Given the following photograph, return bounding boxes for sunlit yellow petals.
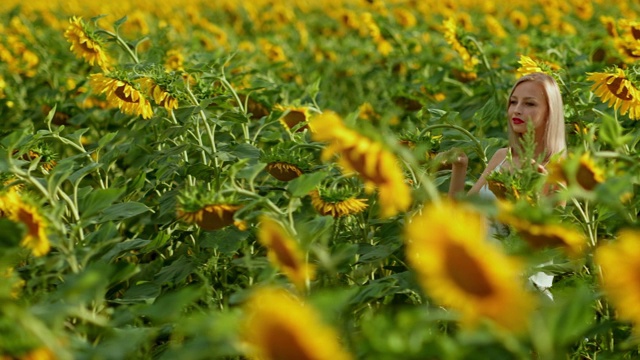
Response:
[140,78,179,112]
[516,55,543,78]
[311,111,411,218]
[310,190,368,217]
[442,17,478,73]
[257,216,315,291]
[64,17,110,70]
[165,49,185,72]
[242,287,352,360]
[0,190,50,257]
[274,105,311,132]
[405,200,535,331]
[90,74,153,119]
[587,68,640,120]
[595,229,640,333]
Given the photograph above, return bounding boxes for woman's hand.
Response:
[438,148,468,168]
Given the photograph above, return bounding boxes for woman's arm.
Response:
[448,151,468,197]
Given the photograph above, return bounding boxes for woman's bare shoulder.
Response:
[488,147,509,165]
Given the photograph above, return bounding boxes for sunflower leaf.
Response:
[287,171,330,197]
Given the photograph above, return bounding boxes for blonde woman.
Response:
[447,72,567,299]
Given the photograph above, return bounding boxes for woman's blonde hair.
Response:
[507,72,566,161]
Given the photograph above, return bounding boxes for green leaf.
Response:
[598,112,624,148]
[98,131,119,148]
[119,282,161,304]
[137,286,203,324]
[68,162,101,184]
[79,187,126,219]
[231,143,260,159]
[97,202,152,223]
[199,227,248,254]
[100,238,151,262]
[0,218,24,249]
[287,171,329,197]
[155,256,195,285]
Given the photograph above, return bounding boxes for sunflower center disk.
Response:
[607,76,634,100]
[445,242,495,297]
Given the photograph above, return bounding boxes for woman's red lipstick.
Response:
[512,117,524,124]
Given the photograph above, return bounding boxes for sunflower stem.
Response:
[419,123,487,164]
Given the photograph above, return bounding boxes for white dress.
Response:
[478,159,555,300]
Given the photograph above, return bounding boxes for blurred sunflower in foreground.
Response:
[310,111,410,218]
[241,287,352,360]
[405,200,535,332]
[595,229,640,334]
[257,216,315,291]
[0,190,50,257]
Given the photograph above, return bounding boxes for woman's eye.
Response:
[526,102,536,106]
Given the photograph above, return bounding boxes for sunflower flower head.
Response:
[442,17,479,75]
[139,77,179,113]
[310,185,368,218]
[177,187,244,231]
[595,229,640,333]
[257,216,315,291]
[310,111,411,218]
[0,190,50,257]
[405,200,535,331]
[273,104,314,132]
[64,16,110,70]
[90,72,154,119]
[587,67,640,120]
[496,200,586,257]
[260,142,315,181]
[547,152,605,191]
[241,287,353,360]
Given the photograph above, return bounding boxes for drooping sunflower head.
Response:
[260,142,315,181]
[587,67,640,120]
[309,184,368,218]
[63,16,110,70]
[90,72,154,119]
[547,152,605,191]
[176,187,244,231]
[496,199,586,256]
[138,76,179,112]
[241,287,353,360]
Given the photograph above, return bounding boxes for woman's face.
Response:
[508,81,548,136]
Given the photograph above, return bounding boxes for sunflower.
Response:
[485,15,507,39]
[496,200,586,255]
[164,49,184,72]
[310,189,368,218]
[310,111,411,218]
[516,55,543,78]
[393,8,416,28]
[257,216,315,291]
[442,17,478,74]
[595,229,640,333]
[0,190,50,257]
[265,162,303,181]
[139,77,179,113]
[510,10,528,30]
[587,68,640,120]
[241,287,353,360]
[405,200,535,331]
[90,73,154,119]
[177,203,243,231]
[547,152,605,191]
[63,17,110,70]
[273,104,312,132]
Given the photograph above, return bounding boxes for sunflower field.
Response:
[2,0,640,359]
